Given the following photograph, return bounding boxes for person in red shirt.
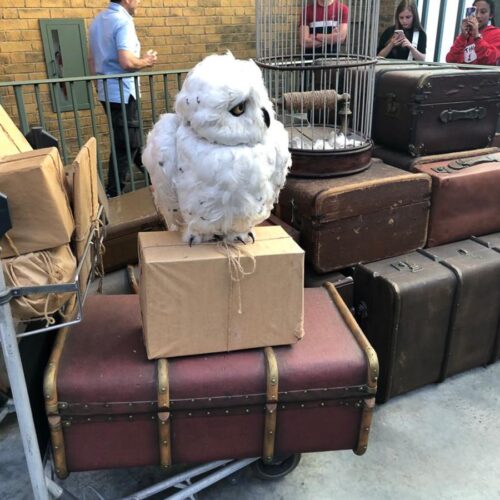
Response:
[446,0,500,65]
[299,0,349,57]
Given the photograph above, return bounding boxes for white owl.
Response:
[142,52,291,245]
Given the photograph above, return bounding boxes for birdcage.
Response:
[256,0,380,177]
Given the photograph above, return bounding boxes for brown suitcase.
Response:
[471,232,500,361]
[103,187,164,272]
[410,150,500,247]
[354,251,455,402]
[372,67,500,156]
[420,240,500,373]
[44,286,378,477]
[276,159,431,273]
[355,239,500,402]
[372,145,500,171]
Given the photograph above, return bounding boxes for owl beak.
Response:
[261,108,270,128]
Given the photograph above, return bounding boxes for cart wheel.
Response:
[251,454,301,480]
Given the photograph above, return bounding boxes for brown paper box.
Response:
[72,138,99,294]
[0,105,32,158]
[104,187,164,272]
[0,148,75,258]
[139,226,305,359]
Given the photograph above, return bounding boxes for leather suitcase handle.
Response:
[439,106,487,123]
[448,155,500,170]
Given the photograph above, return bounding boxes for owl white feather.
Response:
[142,52,291,245]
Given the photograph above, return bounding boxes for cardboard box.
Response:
[139,226,304,359]
[0,105,32,158]
[104,187,164,272]
[0,148,75,258]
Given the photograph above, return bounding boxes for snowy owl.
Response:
[142,52,291,245]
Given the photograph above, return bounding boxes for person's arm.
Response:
[300,24,321,49]
[378,30,403,58]
[400,36,425,61]
[118,49,157,71]
[446,19,470,62]
[471,24,500,65]
[316,22,348,46]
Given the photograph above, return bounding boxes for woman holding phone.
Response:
[377,0,426,61]
[446,0,500,65]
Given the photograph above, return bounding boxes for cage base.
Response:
[288,144,373,178]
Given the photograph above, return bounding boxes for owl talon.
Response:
[212,234,223,242]
[248,232,255,243]
[236,236,246,245]
[189,236,195,247]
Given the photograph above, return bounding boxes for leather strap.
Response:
[157,359,171,468]
[263,346,279,463]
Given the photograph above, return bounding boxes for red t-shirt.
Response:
[301,1,349,34]
[446,25,500,65]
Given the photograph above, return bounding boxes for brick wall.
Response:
[0,0,257,83]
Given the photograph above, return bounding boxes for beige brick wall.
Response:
[0,0,257,84]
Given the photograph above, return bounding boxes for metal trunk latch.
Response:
[157,358,172,468]
[263,347,279,464]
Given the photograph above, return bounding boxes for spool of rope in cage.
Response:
[283,90,350,112]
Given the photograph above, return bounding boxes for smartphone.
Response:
[394,29,404,37]
[466,6,477,18]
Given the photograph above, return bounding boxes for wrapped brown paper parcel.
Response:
[139,226,305,359]
[0,104,32,157]
[2,244,77,322]
[0,147,74,258]
[72,138,100,294]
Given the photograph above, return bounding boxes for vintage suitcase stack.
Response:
[354,239,500,402]
[372,148,500,247]
[45,285,378,477]
[277,159,431,272]
[372,66,500,156]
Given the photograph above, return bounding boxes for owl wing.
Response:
[142,113,184,230]
[268,119,292,202]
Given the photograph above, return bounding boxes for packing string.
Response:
[4,250,59,327]
[217,240,257,350]
[3,233,21,258]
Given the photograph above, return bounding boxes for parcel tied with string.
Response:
[2,244,77,322]
[138,226,305,359]
[0,147,74,258]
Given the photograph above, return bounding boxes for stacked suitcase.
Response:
[357,62,500,402]
[45,286,378,476]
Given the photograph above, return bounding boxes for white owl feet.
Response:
[232,232,255,245]
[186,232,255,246]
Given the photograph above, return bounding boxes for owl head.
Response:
[175,52,274,147]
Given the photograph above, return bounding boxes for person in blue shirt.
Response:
[88,0,157,197]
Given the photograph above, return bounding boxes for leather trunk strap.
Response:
[263,346,279,463]
[157,358,171,468]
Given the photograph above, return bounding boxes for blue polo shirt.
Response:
[89,2,140,103]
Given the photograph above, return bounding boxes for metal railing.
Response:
[0,69,189,196]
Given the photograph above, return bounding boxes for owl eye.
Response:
[229,101,246,116]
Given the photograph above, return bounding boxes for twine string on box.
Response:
[217,240,257,351]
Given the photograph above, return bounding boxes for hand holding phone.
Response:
[466,6,477,19]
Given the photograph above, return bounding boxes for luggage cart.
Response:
[0,197,301,500]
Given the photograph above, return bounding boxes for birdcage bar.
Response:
[255,0,379,177]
